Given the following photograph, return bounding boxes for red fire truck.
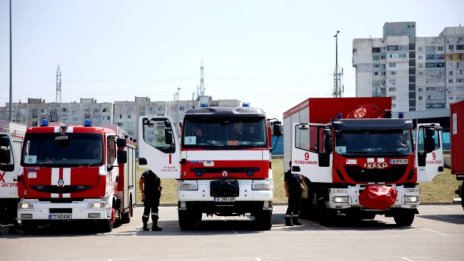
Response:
[138,105,280,230]
[17,119,136,232]
[450,100,464,210]
[284,97,444,226]
[0,121,26,224]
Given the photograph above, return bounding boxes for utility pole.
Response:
[333,30,344,98]
[55,65,62,122]
[8,0,12,121]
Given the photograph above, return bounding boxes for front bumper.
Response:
[17,198,112,221]
[327,185,420,210]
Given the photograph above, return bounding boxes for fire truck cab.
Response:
[17,119,136,233]
[139,105,278,230]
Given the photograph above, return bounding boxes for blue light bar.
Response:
[242,102,250,108]
[398,112,404,119]
[200,103,208,108]
[84,118,92,127]
[337,112,343,119]
[40,119,49,127]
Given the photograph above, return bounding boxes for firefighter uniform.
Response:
[139,170,162,231]
[284,167,304,226]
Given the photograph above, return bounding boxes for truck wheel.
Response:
[121,199,132,224]
[21,221,38,234]
[461,180,464,210]
[178,210,200,230]
[255,210,272,230]
[99,220,113,233]
[394,210,415,226]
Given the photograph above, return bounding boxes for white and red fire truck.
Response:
[284,97,444,226]
[17,119,136,232]
[138,105,280,230]
[0,121,26,224]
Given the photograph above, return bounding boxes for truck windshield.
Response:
[335,129,412,156]
[22,133,103,166]
[182,117,267,148]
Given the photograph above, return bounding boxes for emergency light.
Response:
[242,102,250,108]
[40,119,49,127]
[84,119,92,127]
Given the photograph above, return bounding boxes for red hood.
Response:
[18,166,106,199]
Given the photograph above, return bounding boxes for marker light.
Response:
[252,181,272,190]
[179,182,199,191]
[337,112,343,119]
[40,119,49,127]
[333,196,349,204]
[84,118,92,127]
[399,112,404,119]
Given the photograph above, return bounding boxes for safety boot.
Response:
[152,221,162,231]
[285,216,293,226]
[142,221,149,231]
[292,216,302,225]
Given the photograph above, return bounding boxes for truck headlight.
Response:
[179,183,198,191]
[404,196,419,203]
[87,202,106,209]
[252,181,272,190]
[18,202,34,209]
[333,196,349,204]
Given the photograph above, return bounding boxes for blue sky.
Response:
[0,0,463,120]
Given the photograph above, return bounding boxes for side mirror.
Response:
[117,150,127,164]
[0,136,10,146]
[424,127,436,153]
[165,129,173,144]
[0,164,14,171]
[272,121,282,136]
[324,128,332,154]
[117,138,127,148]
[139,157,147,165]
[0,148,11,164]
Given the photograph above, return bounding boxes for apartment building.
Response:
[353,22,464,112]
[1,96,241,142]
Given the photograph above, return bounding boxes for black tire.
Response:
[394,210,415,227]
[99,219,113,233]
[178,210,201,231]
[21,220,38,234]
[461,180,464,210]
[121,199,132,224]
[255,210,272,230]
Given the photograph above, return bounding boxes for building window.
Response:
[449,45,454,51]
[389,62,396,68]
[457,45,464,51]
[390,71,396,75]
[389,87,396,92]
[353,48,357,53]
[127,115,131,119]
[373,55,381,60]
[117,122,123,127]
[437,46,443,51]
[372,47,381,53]
[119,114,122,119]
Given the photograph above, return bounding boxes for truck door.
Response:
[138,117,180,179]
[416,124,444,182]
[291,123,332,183]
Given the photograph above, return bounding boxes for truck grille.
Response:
[344,166,407,183]
[31,185,92,194]
[210,180,239,197]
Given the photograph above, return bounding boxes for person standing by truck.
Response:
[139,169,162,231]
[284,162,304,226]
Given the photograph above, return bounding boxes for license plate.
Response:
[49,213,72,220]
[214,197,235,202]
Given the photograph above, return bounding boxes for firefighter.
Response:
[284,162,304,226]
[139,169,162,231]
